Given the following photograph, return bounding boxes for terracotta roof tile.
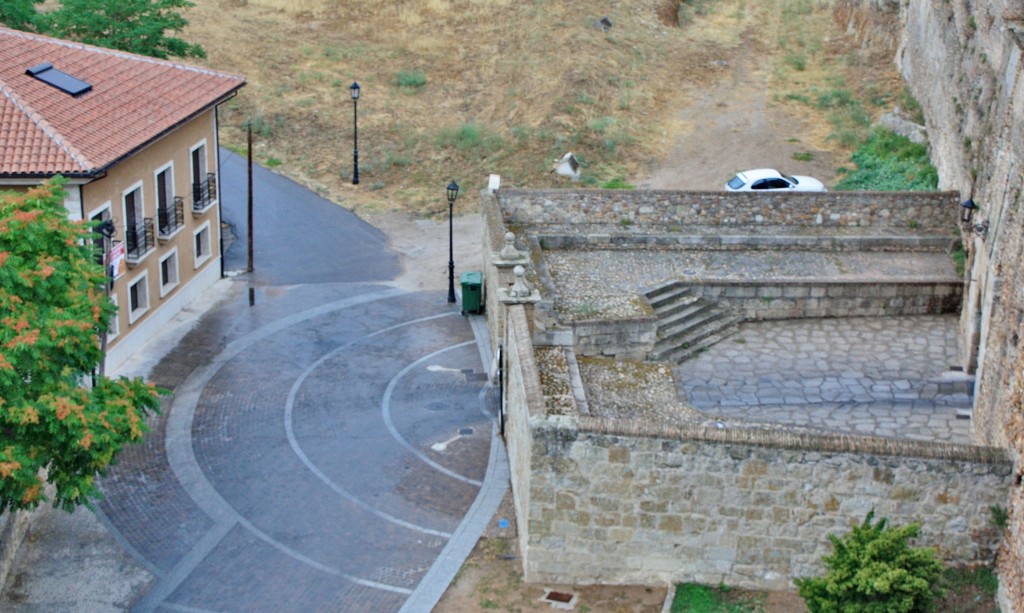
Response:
[0,26,245,177]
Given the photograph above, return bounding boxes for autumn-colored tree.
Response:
[0,180,160,513]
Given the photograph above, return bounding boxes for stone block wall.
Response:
[521,418,1011,590]
[687,279,961,320]
[500,303,1012,592]
[504,305,549,574]
[571,317,658,361]
[496,189,959,229]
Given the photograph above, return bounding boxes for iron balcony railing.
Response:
[158,196,185,237]
[125,218,155,263]
[192,173,216,213]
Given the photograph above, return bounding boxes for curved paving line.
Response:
[381,341,484,488]
[284,311,460,539]
[146,288,414,611]
[399,384,511,612]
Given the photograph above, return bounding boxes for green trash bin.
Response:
[460,271,483,315]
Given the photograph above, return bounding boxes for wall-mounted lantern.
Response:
[960,199,976,224]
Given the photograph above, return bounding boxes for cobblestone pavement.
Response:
[98,283,502,613]
[92,154,504,613]
[675,315,974,443]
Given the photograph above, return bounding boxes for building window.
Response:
[194,222,212,268]
[123,182,153,262]
[155,164,181,237]
[191,142,207,183]
[127,273,149,324]
[107,293,120,341]
[89,203,112,267]
[159,249,179,297]
[190,141,214,212]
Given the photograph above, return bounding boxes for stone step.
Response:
[655,306,724,344]
[653,312,742,354]
[644,282,689,306]
[653,322,743,363]
[652,294,704,319]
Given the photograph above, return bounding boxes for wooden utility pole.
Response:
[247,123,253,273]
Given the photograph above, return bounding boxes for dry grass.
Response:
[181,0,904,218]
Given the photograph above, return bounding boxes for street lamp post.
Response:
[97,219,116,377]
[447,180,460,304]
[350,82,360,185]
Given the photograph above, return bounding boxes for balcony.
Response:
[192,173,217,215]
[157,196,185,240]
[125,218,155,265]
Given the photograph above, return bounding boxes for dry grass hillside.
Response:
[183,0,907,220]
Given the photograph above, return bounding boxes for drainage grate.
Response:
[540,589,577,610]
[458,427,474,435]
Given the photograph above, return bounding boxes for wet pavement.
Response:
[100,284,501,612]
[85,151,503,612]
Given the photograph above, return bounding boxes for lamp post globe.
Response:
[447,180,460,304]
[349,81,360,185]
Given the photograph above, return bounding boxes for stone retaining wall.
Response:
[496,189,959,229]
[684,278,961,320]
[571,317,657,361]
[523,417,1012,590]
[535,232,954,252]
[502,305,1013,590]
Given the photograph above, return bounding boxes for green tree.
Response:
[43,0,205,60]
[0,0,43,31]
[0,180,161,513]
[796,510,943,613]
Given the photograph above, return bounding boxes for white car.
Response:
[725,168,827,192]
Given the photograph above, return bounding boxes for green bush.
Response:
[436,123,504,153]
[670,583,755,613]
[601,177,635,189]
[796,510,942,613]
[833,129,938,191]
[395,70,427,89]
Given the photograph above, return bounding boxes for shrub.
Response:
[436,123,504,153]
[796,510,942,613]
[833,129,938,191]
[395,70,427,89]
[602,177,635,189]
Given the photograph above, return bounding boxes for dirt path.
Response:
[639,31,839,191]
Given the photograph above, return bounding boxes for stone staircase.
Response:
[646,282,743,363]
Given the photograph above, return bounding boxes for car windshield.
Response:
[783,174,799,184]
[727,176,746,189]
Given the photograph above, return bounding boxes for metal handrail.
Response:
[192,173,216,212]
[125,218,155,261]
[158,196,184,236]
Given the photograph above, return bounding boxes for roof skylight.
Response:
[26,62,92,97]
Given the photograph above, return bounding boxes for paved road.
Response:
[219,149,399,285]
[95,153,506,612]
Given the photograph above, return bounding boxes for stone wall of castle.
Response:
[879,0,1024,609]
